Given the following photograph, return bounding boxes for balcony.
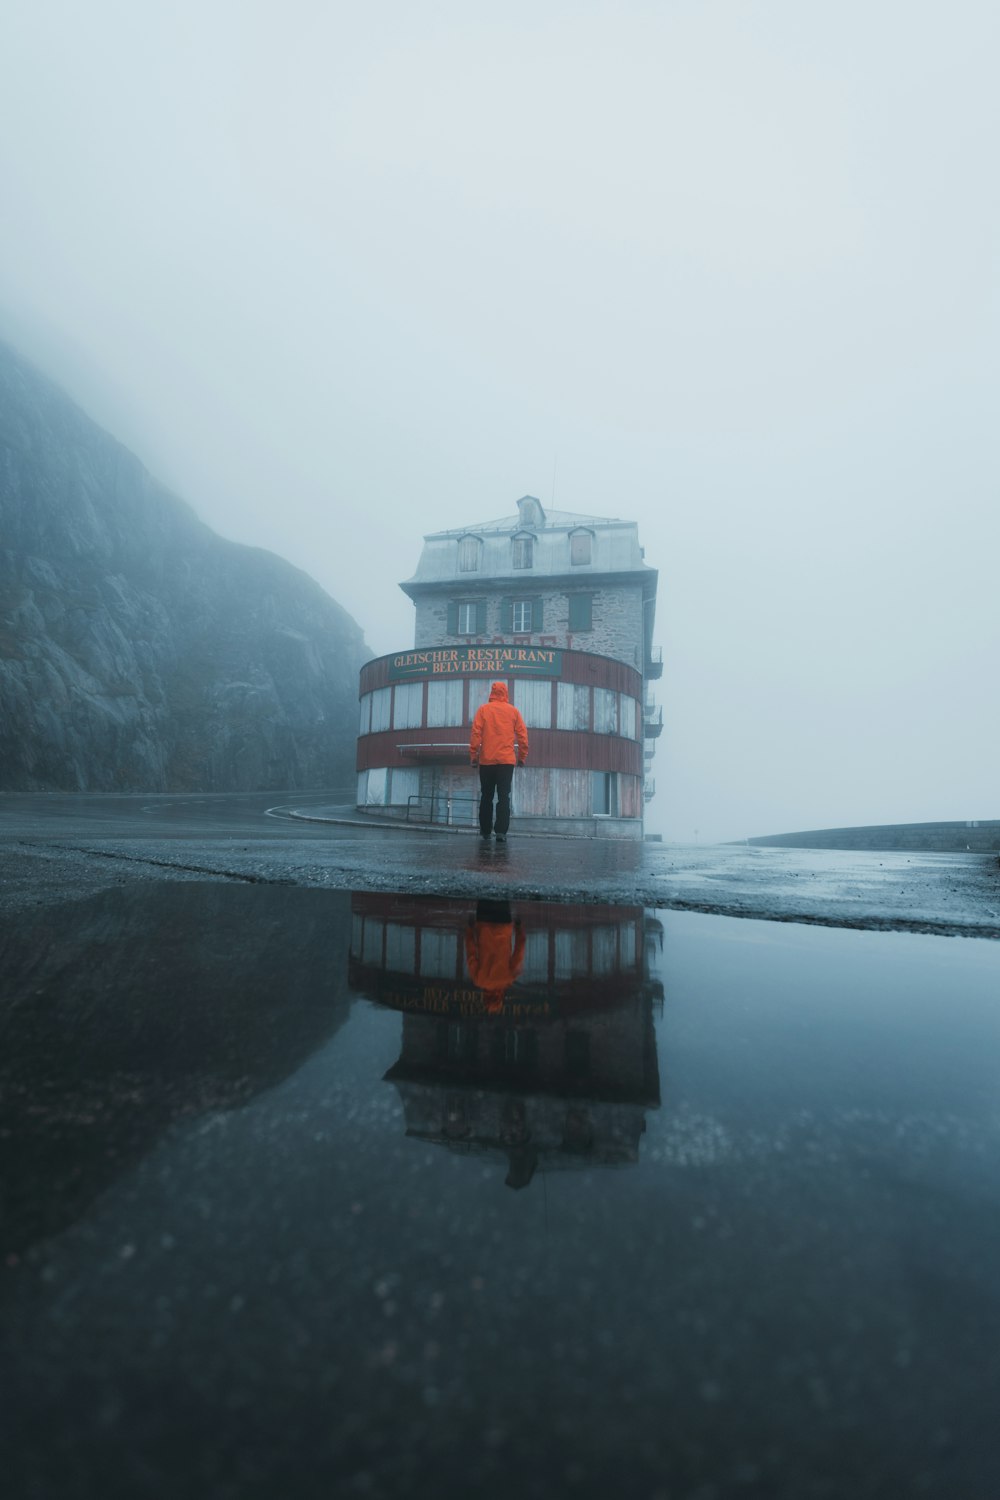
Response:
[643,706,663,739]
[645,647,663,680]
[644,777,656,801]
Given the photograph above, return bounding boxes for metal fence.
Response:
[406,792,478,826]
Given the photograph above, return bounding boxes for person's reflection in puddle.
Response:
[364,891,662,1191]
[499,1098,538,1191]
[463,899,525,1015]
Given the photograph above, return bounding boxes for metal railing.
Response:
[406,792,478,826]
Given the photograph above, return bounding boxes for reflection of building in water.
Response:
[349,893,663,1188]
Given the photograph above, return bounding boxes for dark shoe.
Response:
[494,834,507,843]
[479,832,491,841]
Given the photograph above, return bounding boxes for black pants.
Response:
[479,764,514,836]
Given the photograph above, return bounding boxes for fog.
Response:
[1,0,996,842]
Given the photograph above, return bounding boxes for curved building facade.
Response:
[357,495,661,837]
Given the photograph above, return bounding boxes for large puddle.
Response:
[2,885,998,1499]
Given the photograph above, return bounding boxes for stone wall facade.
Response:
[413,582,646,670]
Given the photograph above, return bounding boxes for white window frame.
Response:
[511,599,532,633]
[457,601,477,635]
[591,771,618,817]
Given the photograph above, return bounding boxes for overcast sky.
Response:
[1,0,996,841]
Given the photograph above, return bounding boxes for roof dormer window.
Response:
[512,533,534,570]
[458,534,481,572]
[570,529,593,566]
[516,495,546,529]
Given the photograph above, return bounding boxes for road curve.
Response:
[2,790,998,938]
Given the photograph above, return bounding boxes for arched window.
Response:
[458,534,481,572]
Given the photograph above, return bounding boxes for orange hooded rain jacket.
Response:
[464,918,526,1012]
[469,682,529,767]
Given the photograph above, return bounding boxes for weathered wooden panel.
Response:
[552,768,591,818]
[619,774,641,819]
[514,767,551,816]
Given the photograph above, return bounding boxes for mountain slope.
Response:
[0,339,368,791]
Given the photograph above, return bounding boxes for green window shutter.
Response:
[569,594,592,631]
[501,596,513,633]
[475,600,487,634]
[447,601,458,635]
[532,597,544,630]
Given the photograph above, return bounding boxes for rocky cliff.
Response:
[0,340,369,791]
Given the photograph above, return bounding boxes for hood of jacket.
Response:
[488,681,509,702]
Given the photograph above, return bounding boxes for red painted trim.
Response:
[357,726,643,774]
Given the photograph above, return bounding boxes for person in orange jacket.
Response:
[464,900,526,1013]
[469,681,528,842]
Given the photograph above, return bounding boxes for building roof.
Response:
[402,496,656,590]
[425,502,626,538]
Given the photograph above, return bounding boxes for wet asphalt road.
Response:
[2,790,998,937]
[3,793,1000,1498]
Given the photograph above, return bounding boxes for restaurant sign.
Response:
[388,645,563,681]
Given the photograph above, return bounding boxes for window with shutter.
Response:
[568,594,592,631]
[570,531,592,565]
[512,534,534,569]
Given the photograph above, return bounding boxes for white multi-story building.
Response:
[357,496,661,837]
